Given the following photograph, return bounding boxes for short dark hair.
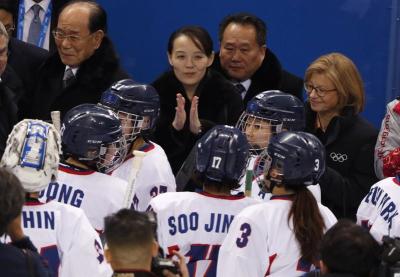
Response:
[0,168,25,236]
[218,13,267,46]
[167,26,213,57]
[104,209,154,250]
[321,219,381,276]
[60,0,107,33]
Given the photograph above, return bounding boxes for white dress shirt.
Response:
[23,0,51,50]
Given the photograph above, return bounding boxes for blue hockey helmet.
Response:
[195,125,249,185]
[100,79,160,143]
[236,90,305,155]
[61,104,127,173]
[297,131,326,184]
[257,131,325,191]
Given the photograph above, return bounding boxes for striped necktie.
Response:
[27,4,42,45]
[63,68,75,88]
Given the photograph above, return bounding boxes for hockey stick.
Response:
[244,158,256,197]
[50,111,61,132]
[123,150,146,208]
[244,169,253,197]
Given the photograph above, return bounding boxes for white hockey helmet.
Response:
[0,119,62,193]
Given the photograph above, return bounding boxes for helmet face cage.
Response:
[258,131,322,189]
[254,149,297,192]
[116,110,146,144]
[253,152,269,192]
[80,137,127,174]
[236,112,282,155]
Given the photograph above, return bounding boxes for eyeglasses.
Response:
[304,83,336,97]
[52,29,93,43]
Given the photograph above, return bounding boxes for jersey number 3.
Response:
[236,223,252,248]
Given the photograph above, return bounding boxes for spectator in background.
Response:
[212,13,303,105]
[104,209,189,277]
[152,25,242,174]
[27,0,129,121]
[10,0,70,52]
[0,21,17,159]
[0,168,52,277]
[374,97,400,179]
[304,52,378,220]
[0,0,15,37]
[0,1,49,119]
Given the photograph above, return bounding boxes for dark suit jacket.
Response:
[212,48,303,106]
[0,81,18,159]
[305,104,378,220]
[30,36,130,121]
[4,38,48,119]
[152,69,243,174]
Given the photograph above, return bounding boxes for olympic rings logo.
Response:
[329,152,348,163]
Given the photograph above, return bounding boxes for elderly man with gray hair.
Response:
[0,20,17,159]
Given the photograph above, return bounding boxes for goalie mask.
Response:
[0,119,62,193]
[61,104,127,174]
[254,131,325,193]
[100,79,160,144]
[236,90,305,155]
[195,125,249,185]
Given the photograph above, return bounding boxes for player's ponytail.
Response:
[288,187,325,264]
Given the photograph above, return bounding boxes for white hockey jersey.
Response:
[357,177,400,243]
[39,163,128,231]
[234,156,322,202]
[217,195,337,277]
[111,141,176,211]
[149,191,260,277]
[22,200,112,277]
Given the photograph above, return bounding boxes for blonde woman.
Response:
[304,52,378,220]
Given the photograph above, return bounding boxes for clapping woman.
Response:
[152,26,243,174]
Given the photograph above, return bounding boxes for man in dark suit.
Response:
[7,38,48,117]
[29,0,129,121]
[212,13,303,105]
[0,1,49,119]
[0,22,18,158]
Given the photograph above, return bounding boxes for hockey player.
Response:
[176,90,307,194]
[39,104,129,232]
[217,131,337,277]
[0,119,112,277]
[235,90,321,202]
[99,79,176,211]
[149,125,260,277]
[357,173,400,243]
[236,90,305,155]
